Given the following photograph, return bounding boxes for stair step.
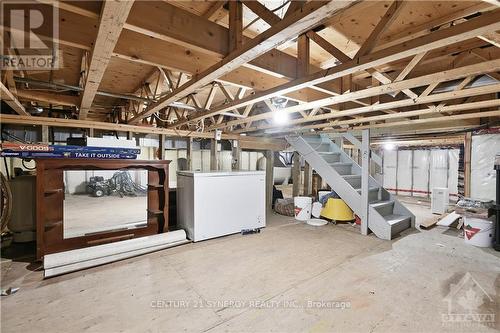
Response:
[329,162,352,167]
[354,186,379,203]
[343,174,361,188]
[383,214,412,236]
[304,137,323,142]
[312,143,332,152]
[370,200,395,216]
[318,152,340,156]
[384,214,411,226]
[370,200,394,208]
[354,187,379,192]
[319,152,341,163]
[329,162,353,175]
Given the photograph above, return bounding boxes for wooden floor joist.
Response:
[128,0,358,125]
[177,9,500,127]
[79,0,135,119]
[215,60,500,132]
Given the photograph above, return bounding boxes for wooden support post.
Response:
[186,137,193,170]
[158,134,166,160]
[265,150,274,214]
[41,125,49,144]
[297,33,310,77]
[127,131,133,140]
[228,0,243,51]
[303,162,312,196]
[464,132,472,197]
[292,152,301,197]
[210,139,219,170]
[312,173,322,199]
[232,140,241,170]
[361,129,370,236]
[88,128,94,137]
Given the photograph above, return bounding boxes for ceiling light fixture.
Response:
[384,143,395,150]
[271,97,289,125]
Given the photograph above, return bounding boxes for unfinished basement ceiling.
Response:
[1,0,499,138]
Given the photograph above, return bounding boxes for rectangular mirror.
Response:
[63,169,148,238]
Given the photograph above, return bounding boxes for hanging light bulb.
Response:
[271,97,289,125]
[273,109,289,125]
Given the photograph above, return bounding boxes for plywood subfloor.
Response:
[1,203,499,332]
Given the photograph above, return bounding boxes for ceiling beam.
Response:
[15,90,79,107]
[187,10,500,127]
[305,30,350,63]
[229,0,243,51]
[347,110,500,131]
[79,0,134,119]
[0,114,286,151]
[190,10,500,126]
[248,97,500,134]
[218,61,500,131]
[307,30,416,100]
[372,2,496,52]
[125,1,302,80]
[393,52,427,82]
[0,82,29,116]
[128,0,358,125]
[242,1,281,26]
[354,0,406,58]
[478,31,500,48]
[202,1,226,20]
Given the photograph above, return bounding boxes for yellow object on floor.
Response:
[321,198,355,221]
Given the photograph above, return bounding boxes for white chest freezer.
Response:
[176,171,266,241]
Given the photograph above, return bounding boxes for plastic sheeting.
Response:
[430,150,449,190]
[412,150,430,197]
[397,150,413,196]
[471,134,500,200]
[382,148,459,200]
[382,150,397,194]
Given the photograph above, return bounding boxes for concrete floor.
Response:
[1,200,499,332]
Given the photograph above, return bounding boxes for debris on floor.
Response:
[1,287,19,296]
[436,211,461,227]
[455,197,493,219]
[419,215,444,229]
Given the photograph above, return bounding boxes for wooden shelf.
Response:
[44,220,62,231]
[148,184,164,189]
[45,188,63,195]
[147,209,163,215]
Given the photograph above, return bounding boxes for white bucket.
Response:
[463,216,495,248]
[318,191,330,202]
[294,196,312,221]
[312,202,323,218]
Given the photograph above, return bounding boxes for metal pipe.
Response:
[13,77,202,113]
[13,77,150,103]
